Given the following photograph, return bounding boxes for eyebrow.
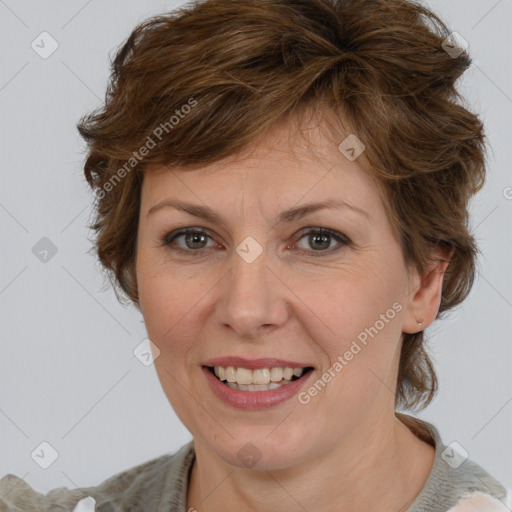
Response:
[147,198,370,225]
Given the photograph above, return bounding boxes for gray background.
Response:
[0,0,511,495]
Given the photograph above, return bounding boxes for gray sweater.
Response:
[0,414,509,511]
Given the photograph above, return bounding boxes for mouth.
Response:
[203,365,315,392]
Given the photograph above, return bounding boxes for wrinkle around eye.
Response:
[156,225,355,259]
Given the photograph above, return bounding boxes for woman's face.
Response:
[136,118,419,469]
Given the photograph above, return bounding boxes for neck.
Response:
[186,413,435,512]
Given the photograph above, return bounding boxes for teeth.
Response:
[253,368,270,384]
[269,367,283,381]
[283,367,294,380]
[212,365,306,386]
[236,367,253,385]
[225,366,237,383]
[226,381,293,391]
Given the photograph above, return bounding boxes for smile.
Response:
[208,365,313,391]
[202,364,315,409]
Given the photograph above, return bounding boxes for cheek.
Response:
[294,261,404,357]
[137,236,406,360]
[140,273,202,345]
[310,263,406,406]
[136,251,200,356]
[138,268,202,406]
[137,241,195,317]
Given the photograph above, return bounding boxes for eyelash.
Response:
[161,227,351,258]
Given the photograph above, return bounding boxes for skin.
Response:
[135,113,450,512]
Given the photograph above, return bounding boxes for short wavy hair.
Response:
[77,0,488,412]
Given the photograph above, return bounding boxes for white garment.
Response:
[71,496,96,512]
[449,490,512,511]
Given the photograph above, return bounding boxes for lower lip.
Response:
[202,366,314,409]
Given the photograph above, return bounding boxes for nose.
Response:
[215,243,289,340]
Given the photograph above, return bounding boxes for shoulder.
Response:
[0,441,195,512]
[397,413,510,512]
[0,472,96,512]
[448,489,512,511]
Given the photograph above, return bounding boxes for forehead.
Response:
[140,116,382,215]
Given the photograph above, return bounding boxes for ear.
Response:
[402,245,454,334]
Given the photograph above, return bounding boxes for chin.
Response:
[199,426,316,471]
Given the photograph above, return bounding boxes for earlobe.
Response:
[402,247,453,334]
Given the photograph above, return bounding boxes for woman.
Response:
[1,0,509,510]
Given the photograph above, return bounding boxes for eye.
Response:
[292,227,351,257]
[162,228,217,254]
[161,227,351,257]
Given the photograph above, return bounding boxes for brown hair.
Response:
[77,0,487,412]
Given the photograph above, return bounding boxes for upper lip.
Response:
[203,356,314,370]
